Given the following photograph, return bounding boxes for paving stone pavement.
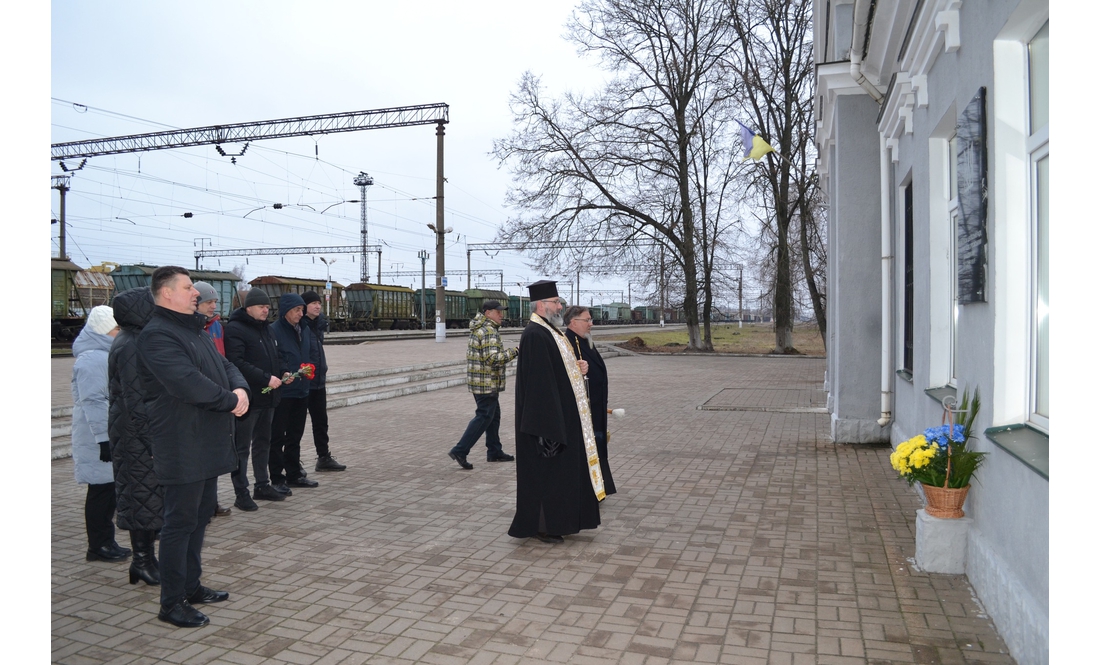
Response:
[51,342,1016,664]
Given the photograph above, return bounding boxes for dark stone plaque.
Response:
[956,87,987,303]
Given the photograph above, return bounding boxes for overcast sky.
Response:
[48,0,645,301]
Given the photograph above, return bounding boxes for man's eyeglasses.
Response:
[575,317,593,322]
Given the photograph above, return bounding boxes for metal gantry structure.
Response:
[193,245,383,282]
[378,269,504,291]
[51,104,450,160]
[352,172,374,281]
[52,103,452,341]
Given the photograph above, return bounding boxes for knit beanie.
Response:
[193,281,218,304]
[244,289,271,307]
[86,306,118,335]
[301,290,322,306]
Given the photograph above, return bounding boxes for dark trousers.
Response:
[450,392,503,458]
[270,396,309,484]
[160,477,217,607]
[231,405,273,492]
[307,387,330,458]
[85,482,117,550]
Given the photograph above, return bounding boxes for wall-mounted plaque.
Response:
[956,87,987,303]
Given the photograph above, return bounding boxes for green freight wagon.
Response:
[463,288,509,320]
[113,264,242,318]
[506,294,531,327]
[414,289,467,328]
[346,283,417,330]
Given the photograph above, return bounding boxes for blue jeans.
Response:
[451,393,503,458]
[160,477,217,607]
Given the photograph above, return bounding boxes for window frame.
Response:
[1026,21,1049,432]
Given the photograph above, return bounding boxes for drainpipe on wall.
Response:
[877,133,894,427]
[850,0,885,103]
[850,0,891,427]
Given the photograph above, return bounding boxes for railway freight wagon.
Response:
[248,276,346,324]
[463,288,509,320]
[605,302,632,323]
[506,295,531,327]
[346,283,417,330]
[632,306,661,323]
[588,305,609,324]
[52,258,88,341]
[113,264,242,318]
[413,289,468,328]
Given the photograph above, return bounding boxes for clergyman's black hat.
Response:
[527,280,558,301]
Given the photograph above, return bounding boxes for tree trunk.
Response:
[799,202,826,348]
[773,216,794,352]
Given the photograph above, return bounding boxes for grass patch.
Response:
[596,322,825,355]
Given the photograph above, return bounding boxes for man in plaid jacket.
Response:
[447,300,519,470]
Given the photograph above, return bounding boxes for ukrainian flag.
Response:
[736,120,776,161]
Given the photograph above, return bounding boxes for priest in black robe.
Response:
[564,306,616,495]
[508,280,603,544]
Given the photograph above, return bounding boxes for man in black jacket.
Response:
[301,291,346,472]
[225,288,292,510]
[269,293,320,490]
[137,266,250,628]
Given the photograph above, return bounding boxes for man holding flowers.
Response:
[268,293,320,493]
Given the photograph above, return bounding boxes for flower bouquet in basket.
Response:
[889,388,986,518]
[262,363,316,394]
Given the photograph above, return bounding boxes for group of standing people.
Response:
[448,280,617,544]
[70,266,346,628]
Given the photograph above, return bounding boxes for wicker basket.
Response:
[922,483,970,519]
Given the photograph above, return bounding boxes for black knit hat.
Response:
[301,290,322,306]
[481,299,506,312]
[243,289,271,307]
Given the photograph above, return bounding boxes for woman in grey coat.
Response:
[72,306,130,563]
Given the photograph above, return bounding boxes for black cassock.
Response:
[507,316,601,539]
[565,329,616,495]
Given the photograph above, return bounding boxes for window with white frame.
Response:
[927,126,959,389]
[1028,21,1049,429]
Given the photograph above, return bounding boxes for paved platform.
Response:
[51,340,1016,664]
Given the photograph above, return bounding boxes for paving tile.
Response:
[51,347,1018,665]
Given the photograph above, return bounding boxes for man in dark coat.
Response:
[108,286,163,586]
[224,288,291,509]
[269,292,319,491]
[301,291,346,472]
[508,280,603,544]
[564,306,616,495]
[137,266,250,628]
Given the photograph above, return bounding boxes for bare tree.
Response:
[492,0,739,351]
[729,0,823,352]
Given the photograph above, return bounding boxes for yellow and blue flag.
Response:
[736,120,776,161]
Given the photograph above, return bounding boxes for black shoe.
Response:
[449,451,473,470]
[187,585,229,604]
[535,533,564,544]
[158,600,209,628]
[487,452,515,462]
[234,492,259,511]
[287,475,319,488]
[253,484,285,502]
[271,482,293,496]
[214,504,231,517]
[315,455,347,471]
[86,541,132,562]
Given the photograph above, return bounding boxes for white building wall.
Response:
[816,0,1049,662]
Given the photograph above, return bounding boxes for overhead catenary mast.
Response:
[353,172,374,282]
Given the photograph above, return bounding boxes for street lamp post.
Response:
[433,121,447,343]
[418,250,429,330]
[319,257,336,318]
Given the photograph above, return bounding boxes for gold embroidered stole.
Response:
[530,313,606,501]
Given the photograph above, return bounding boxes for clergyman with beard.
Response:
[563,305,616,495]
[507,280,604,544]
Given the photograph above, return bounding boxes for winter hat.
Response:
[193,281,218,305]
[86,306,118,335]
[481,300,506,312]
[244,289,271,307]
[301,290,322,306]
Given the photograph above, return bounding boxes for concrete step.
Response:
[327,365,515,410]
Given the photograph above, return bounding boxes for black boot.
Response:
[129,530,160,586]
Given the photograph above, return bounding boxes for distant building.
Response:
[815,1,1047,663]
